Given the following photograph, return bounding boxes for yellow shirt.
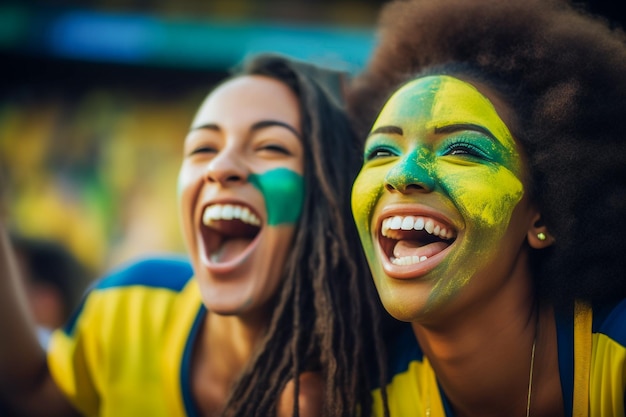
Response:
[48,257,204,417]
[372,301,626,417]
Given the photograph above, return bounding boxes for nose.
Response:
[203,148,248,186]
[384,148,436,193]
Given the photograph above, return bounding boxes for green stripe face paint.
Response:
[249,167,304,225]
[352,75,529,320]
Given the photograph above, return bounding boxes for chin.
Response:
[198,283,252,316]
[383,302,424,323]
[205,298,253,316]
[209,307,244,317]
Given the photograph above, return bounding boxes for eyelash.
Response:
[443,140,489,159]
[365,140,491,163]
[365,147,396,161]
[189,146,216,156]
[187,143,292,157]
[259,144,291,155]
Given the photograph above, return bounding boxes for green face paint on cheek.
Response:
[249,168,304,225]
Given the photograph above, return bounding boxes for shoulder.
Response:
[61,255,194,336]
[94,255,194,292]
[593,298,626,347]
[276,372,325,417]
[588,300,626,415]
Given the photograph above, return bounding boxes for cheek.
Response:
[352,167,386,257]
[249,168,304,226]
[176,164,203,243]
[177,165,198,209]
[439,164,524,230]
[252,226,296,304]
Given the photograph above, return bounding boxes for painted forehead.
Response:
[374,75,518,154]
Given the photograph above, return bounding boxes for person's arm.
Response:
[276,371,325,417]
[0,222,79,416]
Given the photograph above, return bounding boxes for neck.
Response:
[413,262,541,417]
[190,311,270,416]
[203,311,269,375]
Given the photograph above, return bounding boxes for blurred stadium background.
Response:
[0,0,621,278]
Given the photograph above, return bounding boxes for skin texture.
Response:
[179,74,304,318]
[352,75,536,323]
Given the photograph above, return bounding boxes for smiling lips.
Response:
[380,215,457,267]
[201,203,262,265]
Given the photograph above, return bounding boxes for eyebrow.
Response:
[368,125,403,137]
[191,120,302,140]
[369,123,499,143]
[434,123,498,142]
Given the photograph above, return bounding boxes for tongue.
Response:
[210,238,252,263]
[393,240,449,259]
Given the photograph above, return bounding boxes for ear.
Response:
[527,213,555,249]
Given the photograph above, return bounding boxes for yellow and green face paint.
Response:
[352,75,526,316]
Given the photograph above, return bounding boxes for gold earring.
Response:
[537,232,546,241]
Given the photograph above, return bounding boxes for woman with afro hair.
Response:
[347,0,626,416]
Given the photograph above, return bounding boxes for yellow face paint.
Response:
[352,76,527,320]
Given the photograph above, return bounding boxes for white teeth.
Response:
[390,216,403,229]
[392,255,429,265]
[424,219,434,234]
[202,204,261,226]
[401,217,414,230]
[381,215,455,240]
[222,205,234,220]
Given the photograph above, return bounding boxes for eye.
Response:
[443,141,490,160]
[366,147,396,161]
[258,144,291,155]
[187,145,217,156]
[184,131,221,157]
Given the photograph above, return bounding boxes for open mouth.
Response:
[379,215,457,266]
[201,203,262,265]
